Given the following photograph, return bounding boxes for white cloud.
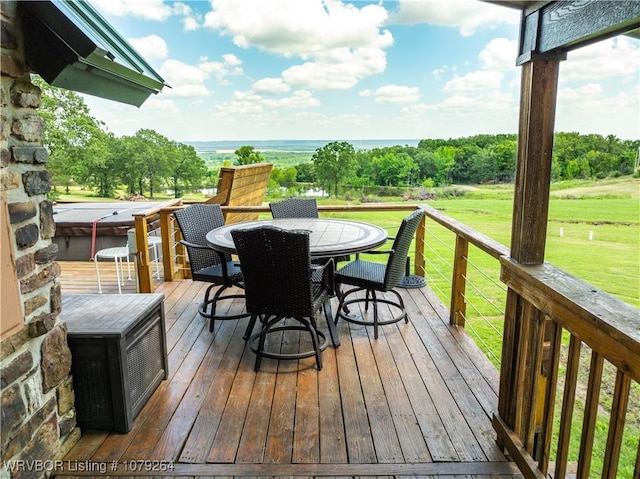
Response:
[199,55,244,81]
[388,0,518,36]
[556,84,640,138]
[92,0,201,30]
[443,71,503,94]
[374,85,420,104]
[157,59,212,98]
[282,46,388,90]
[252,78,291,95]
[142,97,180,113]
[160,59,208,85]
[222,54,242,66]
[562,37,640,82]
[91,0,173,21]
[127,35,168,61]
[172,2,201,31]
[204,0,393,90]
[261,90,320,108]
[479,38,518,72]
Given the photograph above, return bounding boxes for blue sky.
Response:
[84,0,640,142]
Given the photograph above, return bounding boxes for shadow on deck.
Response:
[57,261,522,478]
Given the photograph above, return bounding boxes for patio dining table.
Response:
[205,217,388,258]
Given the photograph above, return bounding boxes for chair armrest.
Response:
[355,236,394,259]
[180,239,234,280]
[311,258,335,292]
[179,239,210,250]
[356,249,393,259]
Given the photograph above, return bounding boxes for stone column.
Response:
[1,1,80,474]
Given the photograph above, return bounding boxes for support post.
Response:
[450,235,469,327]
[498,58,561,442]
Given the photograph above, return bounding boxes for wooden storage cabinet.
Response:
[62,294,168,433]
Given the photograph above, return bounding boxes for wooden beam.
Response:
[517,0,640,65]
[510,59,559,265]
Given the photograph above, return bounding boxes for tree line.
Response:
[36,76,209,200]
[36,76,638,200]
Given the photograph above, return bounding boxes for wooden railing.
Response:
[156,203,426,284]
[144,201,638,477]
[419,206,639,478]
[496,259,640,479]
[130,198,183,293]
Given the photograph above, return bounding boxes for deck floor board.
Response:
[57,261,522,478]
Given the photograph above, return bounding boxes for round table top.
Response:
[206,218,388,258]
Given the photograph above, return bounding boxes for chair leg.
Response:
[323,299,339,347]
[243,314,257,341]
[124,254,131,281]
[95,257,102,293]
[371,290,379,339]
[114,256,123,294]
[391,289,409,323]
[255,314,279,371]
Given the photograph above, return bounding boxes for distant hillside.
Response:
[185,139,420,154]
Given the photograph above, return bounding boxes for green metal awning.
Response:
[21,0,167,107]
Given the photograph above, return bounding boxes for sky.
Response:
[83,0,640,143]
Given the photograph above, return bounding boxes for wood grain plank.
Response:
[292,356,320,463]
[152,311,242,461]
[235,356,278,463]
[264,325,299,464]
[318,344,348,464]
[384,302,457,462]
[334,320,376,464]
[207,343,259,463]
[398,292,486,462]
[178,313,250,463]
[368,321,432,463]
[350,313,403,463]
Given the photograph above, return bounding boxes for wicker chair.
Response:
[269,197,319,219]
[231,226,339,371]
[173,204,249,334]
[334,209,425,339]
[269,198,350,264]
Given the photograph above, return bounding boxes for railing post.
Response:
[133,215,153,293]
[159,209,175,281]
[450,235,468,327]
[159,207,189,281]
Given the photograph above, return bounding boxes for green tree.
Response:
[433,146,456,186]
[271,167,298,188]
[295,162,315,183]
[34,75,108,194]
[372,152,416,186]
[312,141,356,197]
[234,145,264,165]
[168,142,207,197]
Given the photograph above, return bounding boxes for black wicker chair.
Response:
[334,209,425,339]
[269,198,350,264]
[269,198,319,219]
[173,204,250,334]
[231,226,339,371]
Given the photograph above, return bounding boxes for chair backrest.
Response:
[173,204,229,274]
[384,209,425,289]
[270,198,319,219]
[231,226,313,318]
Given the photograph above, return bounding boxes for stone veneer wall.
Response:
[1,1,80,474]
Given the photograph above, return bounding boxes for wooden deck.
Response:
[57,261,523,478]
